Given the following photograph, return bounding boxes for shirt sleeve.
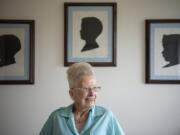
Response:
[111,112,125,135]
[39,114,53,135]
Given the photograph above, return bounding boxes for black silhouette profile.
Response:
[80,17,103,52]
[0,34,21,67]
[162,34,180,68]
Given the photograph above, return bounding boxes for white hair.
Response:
[67,62,94,88]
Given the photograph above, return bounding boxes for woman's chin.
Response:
[85,100,95,107]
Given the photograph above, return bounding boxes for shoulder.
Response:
[93,105,114,117]
[49,104,73,118]
[94,105,110,112]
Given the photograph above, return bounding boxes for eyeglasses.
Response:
[71,86,101,92]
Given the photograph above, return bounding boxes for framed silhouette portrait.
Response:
[64,3,117,66]
[0,20,35,84]
[145,19,180,84]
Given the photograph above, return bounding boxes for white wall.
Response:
[0,0,180,135]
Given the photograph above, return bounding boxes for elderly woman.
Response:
[39,62,125,135]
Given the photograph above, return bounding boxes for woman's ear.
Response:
[69,89,74,100]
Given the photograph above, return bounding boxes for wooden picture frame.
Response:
[0,20,35,84]
[145,19,180,84]
[64,3,117,66]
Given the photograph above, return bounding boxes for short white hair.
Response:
[67,62,94,88]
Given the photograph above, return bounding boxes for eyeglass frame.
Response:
[70,86,101,92]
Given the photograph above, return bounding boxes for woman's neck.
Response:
[73,104,91,115]
[73,104,91,133]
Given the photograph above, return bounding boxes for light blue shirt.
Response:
[39,104,125,135]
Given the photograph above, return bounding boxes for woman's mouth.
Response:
[86,97,95,101]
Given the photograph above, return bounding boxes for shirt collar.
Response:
[90,105,105,117]
[59,104,73,117]
[59,104,105,118]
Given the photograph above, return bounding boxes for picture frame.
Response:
[64,3,117,66]
[0,19,35,84]
[145,19,180,84]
